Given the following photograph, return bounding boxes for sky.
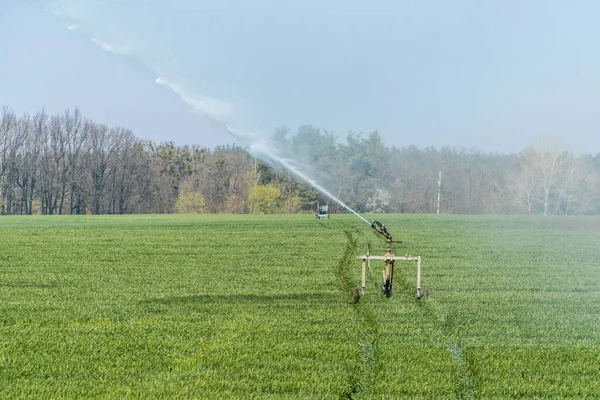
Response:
[1,0,599,153]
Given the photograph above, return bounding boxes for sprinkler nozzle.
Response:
[371,220,393,241]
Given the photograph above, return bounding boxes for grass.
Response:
[0,214,599,398]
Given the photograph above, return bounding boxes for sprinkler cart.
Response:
[357,220,422,299]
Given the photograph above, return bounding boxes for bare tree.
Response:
[555,154,597,215]
[530,141,570,216]
[83,122,117,214]
[0,107,18,214]
[506,159,539,214]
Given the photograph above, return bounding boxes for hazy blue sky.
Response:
[2,1,599,153]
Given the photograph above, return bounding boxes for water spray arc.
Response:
[247,140,371,226]
[232,128,423,301]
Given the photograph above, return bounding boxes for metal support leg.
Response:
[361,259,366,295]
[416,256,421,299]
[382,260,393,297]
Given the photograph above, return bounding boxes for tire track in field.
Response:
[334,229,378,400]
[414,290,477,399]
[377,252,477,399]
[323,222,476,398]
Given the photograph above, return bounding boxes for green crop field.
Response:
[1,214,599,399]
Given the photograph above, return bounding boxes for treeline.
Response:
[1,106,599,215]
[269,126,600,215]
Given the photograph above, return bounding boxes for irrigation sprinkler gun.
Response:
[357,220,422,299]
